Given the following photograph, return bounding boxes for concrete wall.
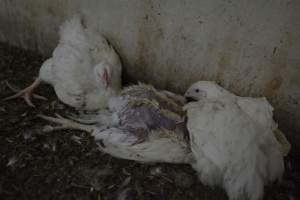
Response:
[0,0,300,134]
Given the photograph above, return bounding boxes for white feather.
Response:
[39,16,122,110]
[76,84,192,164]
[184,81,284,200]
[92,128,192,164]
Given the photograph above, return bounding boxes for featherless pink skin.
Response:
[94,62,113,89]
[101,68,109,89]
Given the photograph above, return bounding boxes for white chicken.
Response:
[4,16,122,110]
[37,80,289,199]
[39,83,192,164]
[184,81,285,200]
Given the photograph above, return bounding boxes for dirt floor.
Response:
[0,42,299,200]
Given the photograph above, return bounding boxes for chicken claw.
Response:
[3,79,47,107]
[37,113,93,133]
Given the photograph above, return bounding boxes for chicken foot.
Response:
[38,113,93,133]
[3,78,47,107]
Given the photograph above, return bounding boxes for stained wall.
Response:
[0,0,299,134]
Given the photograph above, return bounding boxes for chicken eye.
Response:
[195,89,199,93]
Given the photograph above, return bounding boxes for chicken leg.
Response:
[3,78,47,107]
[38,113,93,133]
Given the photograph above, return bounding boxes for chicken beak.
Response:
[185,96,197,103]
